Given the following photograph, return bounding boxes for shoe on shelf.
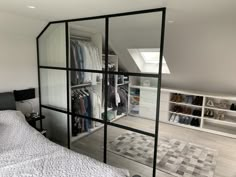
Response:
[195,119,201,127]
[198,97,203,106]
[179,116,185,124]
[169,114,176,122]
[192,96,202,105]
[170,93,177,102]
[192,109,201,117]
[176,94,183,102]
[190,118,200,127]
[206,99,214,107]
[216,111,225,120]
[218,102,228,109]
[174,115,180,123]
[187,117,192,125]
[209,110,214,118]
[187,96,194,104]
[190,118,195,126]
[204,109,209,117]
[230,104,235,111]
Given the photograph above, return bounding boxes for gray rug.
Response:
[108,132,217,177]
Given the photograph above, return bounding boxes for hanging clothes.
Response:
[72,89,94,136]
[70,39,102,86]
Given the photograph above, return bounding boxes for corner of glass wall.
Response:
[38,22,67,68]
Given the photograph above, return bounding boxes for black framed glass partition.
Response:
[37,8,166,177]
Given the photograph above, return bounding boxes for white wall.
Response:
[0,11,46,113]
[0,34,38,92]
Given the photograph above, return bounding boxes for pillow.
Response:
[0,92,16,111]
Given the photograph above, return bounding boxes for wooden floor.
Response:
[71,116,236,177]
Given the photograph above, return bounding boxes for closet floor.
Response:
[71,116,236,177]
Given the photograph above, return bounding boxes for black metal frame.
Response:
[37,7,166,177]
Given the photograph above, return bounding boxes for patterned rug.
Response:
[108,132,217,177]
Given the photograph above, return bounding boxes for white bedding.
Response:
[0,111,130,177]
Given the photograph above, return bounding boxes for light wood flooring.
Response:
[71,116,236,177]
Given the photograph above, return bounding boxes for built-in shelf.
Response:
[203,121,236,138]
[167,121,201,129]
[203,117,236,127]
[169,111,201,119]
[71,82,92,89]
[101,107,113,113]
[117,82,129,86]
[204,106,236,114]
[169,101,202,108]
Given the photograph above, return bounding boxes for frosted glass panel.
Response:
[42,108,68,147]
[39,23,66,67]
[40,69,67,109]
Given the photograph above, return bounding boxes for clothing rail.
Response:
[70,35,91,41]
[71,82,92,90]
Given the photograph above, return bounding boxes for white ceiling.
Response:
[0,0,236,95]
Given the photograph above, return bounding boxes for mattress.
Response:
[0,111,129,177]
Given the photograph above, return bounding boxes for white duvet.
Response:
[0,111,129,177]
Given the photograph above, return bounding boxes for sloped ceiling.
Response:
[0,0,236,95]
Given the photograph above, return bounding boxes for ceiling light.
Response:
[27,5,36,9]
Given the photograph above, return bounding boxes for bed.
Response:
[0,92,129,177]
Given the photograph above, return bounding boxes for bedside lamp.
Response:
[14,88,37,117]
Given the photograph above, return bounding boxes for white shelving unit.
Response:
[165,90,236,138]
[127,85,236,138]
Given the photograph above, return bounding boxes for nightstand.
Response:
[25,114,47,136]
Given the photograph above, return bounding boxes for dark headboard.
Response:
[0,92,16,110]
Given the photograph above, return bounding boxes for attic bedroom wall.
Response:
[0,11,46,113]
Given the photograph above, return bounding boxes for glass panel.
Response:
[39,23,66,67]
[107,74,158,134]
[70,119,104,162]
[40,68,67,110]
[42,108,68,147]
[107,126,154,177]
[109,12,164,74]
[69,19,105,71]
[69,71,104,120]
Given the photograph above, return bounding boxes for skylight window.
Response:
[140,51,166,64]
[128,48,170,74]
